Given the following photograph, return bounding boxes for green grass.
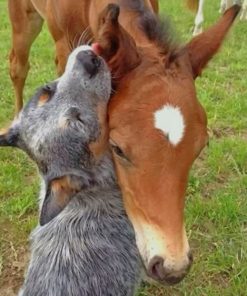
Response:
[0,0,246,295]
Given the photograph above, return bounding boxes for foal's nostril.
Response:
[76,50,101,77]
[148,255,192,285]
[147,256,165,281]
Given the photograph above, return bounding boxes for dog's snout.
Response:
[76,50,101,77]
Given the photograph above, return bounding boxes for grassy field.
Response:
[0,0,246,295]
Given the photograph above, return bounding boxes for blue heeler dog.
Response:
[0,45,140,296]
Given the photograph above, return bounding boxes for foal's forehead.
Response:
[110,64,207,150]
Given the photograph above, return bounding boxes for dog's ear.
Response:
[93,3,140,81]
[40,175,91,226]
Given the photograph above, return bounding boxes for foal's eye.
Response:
[112,145,125,158]
[109,140,129,161]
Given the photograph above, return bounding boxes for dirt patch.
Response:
[201,172,233,199]
[210,270,231,289]
[209,127,236,139]
[0,218,30,295]
[209,126,247,141]
[0,246,29,296]
[139,281,183,296]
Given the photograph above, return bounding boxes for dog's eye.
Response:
[76,113,85,125]
[109,140,129,162]
[67,108,84,124]
[43,81,57,94]
[43,85,52,92]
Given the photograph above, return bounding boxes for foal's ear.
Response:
[40,175,88,226]
[186,5,240,78]
[93,3,140,80]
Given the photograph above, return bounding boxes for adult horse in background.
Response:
[8,0,159,114]
[7,0,240,285]
[187,0,246,35]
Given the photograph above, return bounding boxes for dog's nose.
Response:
[76,50,101,77]
[147,253,193,285]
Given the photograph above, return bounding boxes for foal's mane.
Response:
[121,0,178,54]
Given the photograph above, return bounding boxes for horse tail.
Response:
[186,0,199,11]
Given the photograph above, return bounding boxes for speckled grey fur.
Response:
[1,46,140,296]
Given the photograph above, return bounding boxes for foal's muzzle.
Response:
[147,251,193,285]
[77,50,101,78]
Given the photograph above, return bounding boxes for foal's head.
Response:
[93,4,240,284]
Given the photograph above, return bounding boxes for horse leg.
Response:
[240,0,247,20]
[8,0,43,114]
[51,27,92,76]
[225,0,234,9]
[221,0,242,14]
[192,0,204,36]
[219,0,226,13]
[45,15,71,76]
[53,38,71,76]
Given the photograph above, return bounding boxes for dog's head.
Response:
[0,45,112,225]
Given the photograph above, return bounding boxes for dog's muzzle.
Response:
[76,50,101,78]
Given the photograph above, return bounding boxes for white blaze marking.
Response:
[154,104,185,146]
